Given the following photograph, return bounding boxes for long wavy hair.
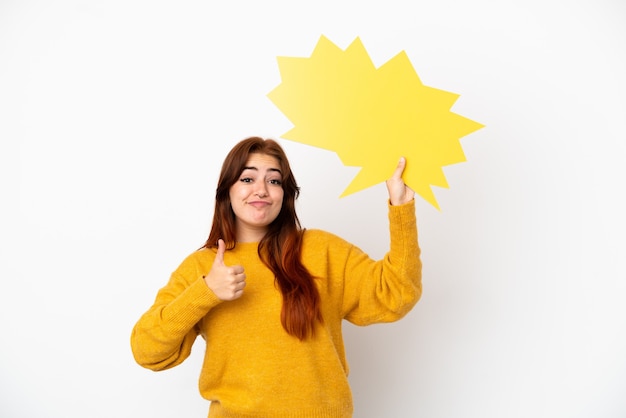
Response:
[203,137,322,340]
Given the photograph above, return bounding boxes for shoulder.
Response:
[182,247,215,263]
[173,248,216,277]
[302,228,353,251]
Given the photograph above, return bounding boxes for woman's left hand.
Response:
[386,157,415,206]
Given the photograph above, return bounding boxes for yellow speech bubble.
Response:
[267,35,484,210]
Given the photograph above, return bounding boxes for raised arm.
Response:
[340,157,421,324]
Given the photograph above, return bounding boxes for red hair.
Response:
[204,137,322,340]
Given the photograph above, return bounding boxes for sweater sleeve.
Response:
[341,199,422,325]
[130,251,223,371]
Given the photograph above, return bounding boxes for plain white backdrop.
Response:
[2,0,625,417]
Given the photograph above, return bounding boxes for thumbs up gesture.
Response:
[204,239,246,301]
[386,157,415,206]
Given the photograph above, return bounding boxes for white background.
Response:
[2,1,625,417]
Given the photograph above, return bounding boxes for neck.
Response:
[236,225,268,243]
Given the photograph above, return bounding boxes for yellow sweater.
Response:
[131,200,421,418]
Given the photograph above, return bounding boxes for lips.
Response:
[248,201,271,208]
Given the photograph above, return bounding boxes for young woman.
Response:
[131,136,422,417]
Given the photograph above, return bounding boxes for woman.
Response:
[131,136,422,417]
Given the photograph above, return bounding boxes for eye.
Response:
[269,179,282,186]
[239,177,253,183]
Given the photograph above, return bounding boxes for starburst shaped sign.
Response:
[267,35,484,209]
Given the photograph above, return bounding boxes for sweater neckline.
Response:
[232,241,259,250]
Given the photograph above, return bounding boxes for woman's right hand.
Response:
[204,239,246,301]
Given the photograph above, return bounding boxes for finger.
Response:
[214,239,226,266]
[230,265,245,275]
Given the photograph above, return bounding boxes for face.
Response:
[229,153,284,242]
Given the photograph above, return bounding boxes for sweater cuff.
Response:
[388,198,416,226]
[188,276,223,311]
[165,277,223,329]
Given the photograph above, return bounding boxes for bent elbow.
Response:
[130,327,182,372]
[375,282,422,324]
[396,283,422,319]
[130,333,165,371]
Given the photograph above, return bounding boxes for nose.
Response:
[254,181,269,198]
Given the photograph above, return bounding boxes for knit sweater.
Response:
[131,200,421,418]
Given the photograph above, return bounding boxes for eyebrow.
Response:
[242,166,282,175]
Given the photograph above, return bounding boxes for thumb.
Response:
[392,157,407,179]
[214,239,226,267]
